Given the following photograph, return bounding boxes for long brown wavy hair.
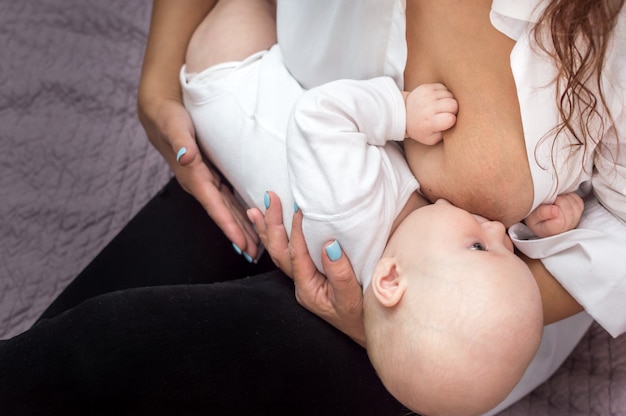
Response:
[533,0,624,165]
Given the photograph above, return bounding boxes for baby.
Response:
[181,1,581,414]
[286,77,579,416]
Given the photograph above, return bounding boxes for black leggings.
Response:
[0,179,405,415]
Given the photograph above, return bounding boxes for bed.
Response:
[1,1,624,414]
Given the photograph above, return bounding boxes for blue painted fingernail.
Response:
[232,242,242,255]
[176,147,187,163]
[325,240,342,262]
[243,252,254,263]
[264,192,270,209]
[293,201,299,213]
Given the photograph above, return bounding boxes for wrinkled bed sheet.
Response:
[0,1,624,415]
[0,0,170,338]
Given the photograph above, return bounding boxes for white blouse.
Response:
[276,0,406,90]
[493,1,626,338]
[493,0,626,221]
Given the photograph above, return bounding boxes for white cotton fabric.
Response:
[510,197,626,337]
[493,2,626,221]
[276,0,406,90]
[287,77,418,289]
[182,2,625,413]
[487,2,626,414]
[181,47,303,237]
[492,1,626,337]
[181,46,417,290]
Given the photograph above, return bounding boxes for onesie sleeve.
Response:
[509,196,626,337]
[286,76,406,214]
[286,76,417,287]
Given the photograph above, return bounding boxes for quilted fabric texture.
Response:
[500,323,626,415]
[0,1,624,414]
[0,0,170,339]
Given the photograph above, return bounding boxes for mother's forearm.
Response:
[521,253,584,325]
[138,0,217,107]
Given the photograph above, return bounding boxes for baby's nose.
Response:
[483,220,506,237]
[484,221,515,251]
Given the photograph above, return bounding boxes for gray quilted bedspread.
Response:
[0,0,170,338]
[0,1,624,414]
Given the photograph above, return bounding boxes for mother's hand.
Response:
[137,0,259,260]
[248,192,366,346]
[137,96,260,259]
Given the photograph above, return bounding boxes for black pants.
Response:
[0,179,405,415]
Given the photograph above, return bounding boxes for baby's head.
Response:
[363,199,543,416]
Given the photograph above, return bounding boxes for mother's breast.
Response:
[403,0,534,226]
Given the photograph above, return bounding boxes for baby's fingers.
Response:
[529,204,560,224]
[525,204,562,238]
[554,193,584,217]
[433,111,457,132]
[554,193,584,231]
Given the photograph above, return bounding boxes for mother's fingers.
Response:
[319,241,366,346]
[320,242,363,311]
[250,196,366,345]
[289,209,328,306]
[218,183,260,259]
[248,192,292,274]
[291,211,366,346]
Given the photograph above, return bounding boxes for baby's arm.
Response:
[286,76,415,279]
[524,192,584,238]
[403,83,458,145]
[287,76,409,213]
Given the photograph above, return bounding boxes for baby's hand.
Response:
[404,83,458,145]
[524,192,584,238]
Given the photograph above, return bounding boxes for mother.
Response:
[251,0,626,413]
[1,0,623,415]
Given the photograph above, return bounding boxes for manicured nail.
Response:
[325,240,342,262]
[293,201,299,213]
[232,242,242,255]
[176,147,187,163]
[264,192,270,209]
[243,252,254,263]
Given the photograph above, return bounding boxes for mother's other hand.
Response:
[248,192,366,346]
[137,0,259,260]
[138,96,260,259]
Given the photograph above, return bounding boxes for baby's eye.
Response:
[470,242,486,251]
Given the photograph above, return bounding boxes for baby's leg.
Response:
[186,0,277,73]
[181,0,299,237]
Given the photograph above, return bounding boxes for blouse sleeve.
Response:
[592,129,626,224]
[591,58,626,224]
[509,196,626,337]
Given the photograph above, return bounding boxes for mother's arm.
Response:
[404,1,583,323]
[138,0,261,258]
[523,255,583,324]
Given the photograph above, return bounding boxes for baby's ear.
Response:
[371,258,406,308]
